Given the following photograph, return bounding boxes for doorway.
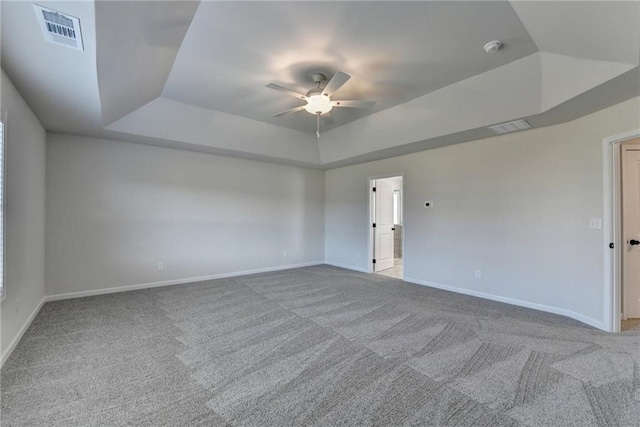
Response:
[604,131,640,333]
[369,175,404,279]
[621,138,640,331]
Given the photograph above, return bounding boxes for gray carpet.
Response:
[2,265,639,426]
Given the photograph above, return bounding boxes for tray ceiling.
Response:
[2,1,639,168]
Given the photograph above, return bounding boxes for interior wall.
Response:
[325,97,640,328]
[0,70,46,361]
[45,134,325,296]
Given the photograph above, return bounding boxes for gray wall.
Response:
[0,70,46,361]
[325,97,640,327]
[45,134,325,296]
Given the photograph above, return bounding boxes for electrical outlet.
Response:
[283,250,287,257]
[14,298,19,314]
[589,218,602,229]
[157,262,164,270]
[475,270,482,279]
[424,201,433,209]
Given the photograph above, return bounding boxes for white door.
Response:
[622,143,640,318]
[374,180,394,272]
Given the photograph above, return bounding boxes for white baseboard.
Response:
[45,261,324,302]
[1,297,46,367]
[564,310,606,331]
[404,276,606,331]
[324,261,369,273]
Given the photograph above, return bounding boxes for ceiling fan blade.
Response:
[266,83,307,100]
[331,100,376,109]
[272,105,305,117]
[322,71,351,96]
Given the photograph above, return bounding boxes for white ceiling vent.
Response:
[487,119,531,135]
[34,4,84,51]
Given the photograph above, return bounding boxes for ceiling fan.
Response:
[266,72,375,138]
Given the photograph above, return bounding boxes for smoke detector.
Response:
[483,40,502,54]
[34,4,84,51]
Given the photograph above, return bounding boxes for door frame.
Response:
[603,128,640,333]
[368,173,405,279]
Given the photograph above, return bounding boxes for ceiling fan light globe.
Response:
[304,94,332,115]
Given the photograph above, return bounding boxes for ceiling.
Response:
[2,1,639,169]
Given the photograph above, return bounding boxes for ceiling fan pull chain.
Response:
[316,113,320,139]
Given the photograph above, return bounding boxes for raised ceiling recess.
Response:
[2,1,639,168]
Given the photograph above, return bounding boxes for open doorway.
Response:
[369,175,404,279]
[604,131,640,333]
[621,138,640,331]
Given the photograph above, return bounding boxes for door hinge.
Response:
[609,242,614,249]
[372,223,376,228]
[373,259,376,264]
[372,187,376,192]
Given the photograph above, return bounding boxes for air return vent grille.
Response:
[34,4,84,51]
[487,119,531,135]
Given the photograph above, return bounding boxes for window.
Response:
[0,119,4,298]
[393,190,402,225]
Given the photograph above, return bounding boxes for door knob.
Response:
[630,239,640,246]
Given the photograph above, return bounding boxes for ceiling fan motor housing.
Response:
[311,73,326,85]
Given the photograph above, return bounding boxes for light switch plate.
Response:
[589,218,602,229]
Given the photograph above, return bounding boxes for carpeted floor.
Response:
[2,265,639,426]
